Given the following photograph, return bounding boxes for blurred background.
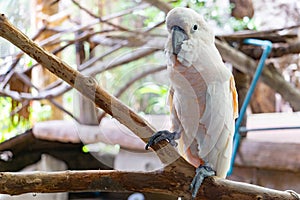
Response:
[0,0,300,199]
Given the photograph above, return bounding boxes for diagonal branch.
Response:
[0,14,151,140]
[0,13,188,171]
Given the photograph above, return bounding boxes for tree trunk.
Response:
[250,81,276,113]
[34,0,63,120]
[74,29,98,125]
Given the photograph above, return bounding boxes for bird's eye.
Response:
[193,24,198,31]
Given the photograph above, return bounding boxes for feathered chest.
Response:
[168,58,207,96]
[167,59,207,133]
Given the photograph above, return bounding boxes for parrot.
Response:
[145,7,239,198]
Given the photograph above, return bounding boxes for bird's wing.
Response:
[197,75,237,161]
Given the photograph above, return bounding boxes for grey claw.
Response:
[145,130,178,150]
[190,164,216,199]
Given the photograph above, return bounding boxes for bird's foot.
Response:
[190,163,216,199]
[145,130,179,150]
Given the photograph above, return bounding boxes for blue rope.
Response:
[227,39,272,176]
[239,126,300,133]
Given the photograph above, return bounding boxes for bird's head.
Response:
[166,7,214,56]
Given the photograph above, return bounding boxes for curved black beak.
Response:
[171,26,188,55]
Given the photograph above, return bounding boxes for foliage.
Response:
[0,98,30,142]
[30,102,52,122]
[131,82,169,114]
[134,6,165,28]
[82,142,120,155]
[229,16,256,31]
[96,47,169,114]
[171,0,257,31]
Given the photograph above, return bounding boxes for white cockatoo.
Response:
[146,7,238,198]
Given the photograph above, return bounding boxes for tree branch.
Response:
[0,170,298,200]
[0,130,112,172]
[0,39,159,102]
[217,24,300,43]
[71,0,131,32]
[142,0,172,14]
[0,13,146,137]
[240,42,300,59]
[0,13,188,171]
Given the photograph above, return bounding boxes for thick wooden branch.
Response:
[0,130,111,171]
[0,13,190,176]
[0,170,298,200]
[0,14,152,142]
[240,42,300,59]
[217,24,300,43]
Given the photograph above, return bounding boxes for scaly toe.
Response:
[190,164,216,199]
[145,130,178,150]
